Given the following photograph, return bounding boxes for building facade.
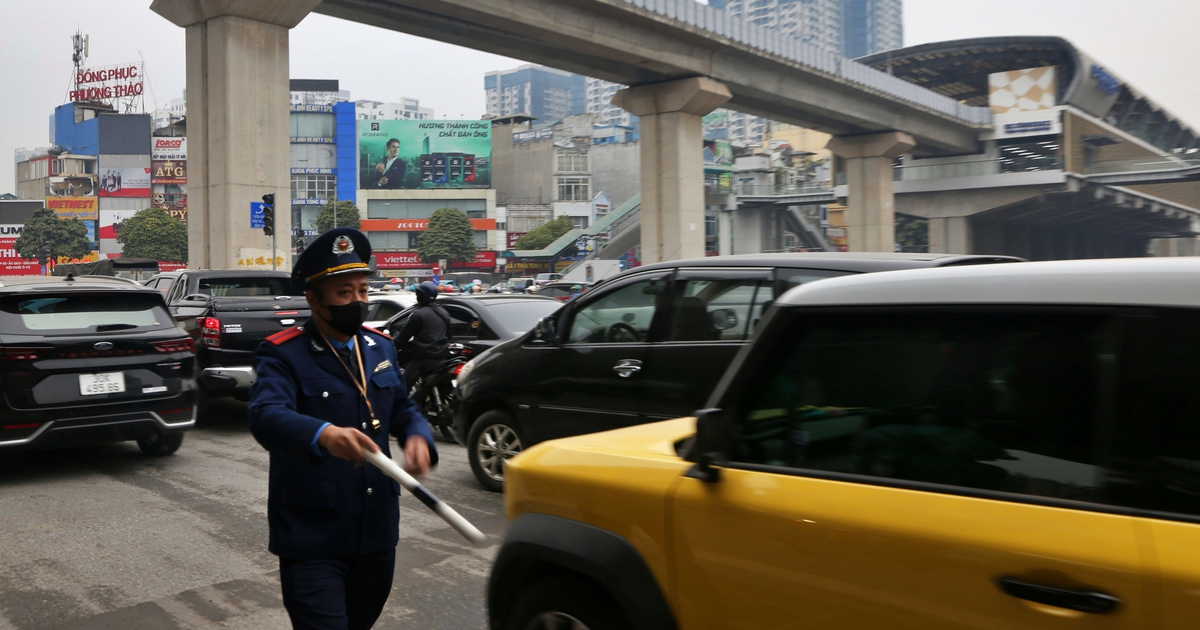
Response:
[354,97,434,121]
[484,64,586,122]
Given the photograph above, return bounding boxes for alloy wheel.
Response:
[476,423,523,481]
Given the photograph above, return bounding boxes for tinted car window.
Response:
[369,301,403,322]
[567,277,666,344]
[733,309,1110,504]
[1114,310,1200,517]
[444,305,481,341]
[197,278,293,297]
[537,286,572,298]
[668,279,773,342]
[0,292,173,334]
[486,300,563,334]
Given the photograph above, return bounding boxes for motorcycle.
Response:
[407,343,473,444]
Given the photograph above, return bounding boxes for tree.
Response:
[513,215,575,250]
[313,199,361,234]
[116,207,189,262]
[895,213,928,253]
[417,207,477,263]
[14,208,92,262]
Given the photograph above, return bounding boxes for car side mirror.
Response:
[534,316,558,344]
[685,408,727,483]
[710,308,739,330]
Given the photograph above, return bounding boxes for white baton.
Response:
[363,450,486,547]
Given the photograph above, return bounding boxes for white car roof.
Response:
[779,257,1200,310]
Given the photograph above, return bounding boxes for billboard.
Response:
[359,218,496,232]
[46,196,98,220]
[0,225,39,275]
[358,120,491,190]
[98,166,151,198]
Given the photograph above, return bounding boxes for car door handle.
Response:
[996,576,1121,614]
[613,359,642,378]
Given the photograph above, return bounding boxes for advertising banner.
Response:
[98,166,151,198]
[358,120,491,190]
[359,218,496,232]
[99,209,140,240]
[151,160,187,184]
[152,194,188,224]
[506,232,527,249]
[151,137,186,161]
[46,197,98,220]
[0,225,39,275]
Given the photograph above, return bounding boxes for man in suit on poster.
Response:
[374,138,406,189]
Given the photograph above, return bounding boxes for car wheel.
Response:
[504,575,628,630]
[137,432,184,456]
[468,410,524,492]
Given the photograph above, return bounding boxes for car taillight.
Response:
[452,363,465,376]
[198,316,221,349]
[152,339,195,354]
[1,347,43,361]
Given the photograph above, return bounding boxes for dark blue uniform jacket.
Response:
[248,322,437,559]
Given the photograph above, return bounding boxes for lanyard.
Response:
[319,331,382,433]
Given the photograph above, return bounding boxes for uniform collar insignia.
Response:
[310,339,325,353]
[364,335,376,347]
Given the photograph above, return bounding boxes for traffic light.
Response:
[261,193,275,237]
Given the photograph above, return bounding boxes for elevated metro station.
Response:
[852,36,1200,259]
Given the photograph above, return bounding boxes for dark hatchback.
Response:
[384,294,564,361]
[0,276,198,456]
[454,252,1023,490]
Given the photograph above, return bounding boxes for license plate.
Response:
[79,372,125,396]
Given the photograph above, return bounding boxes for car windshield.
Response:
[485,300,563,334]
[0,292,172,334]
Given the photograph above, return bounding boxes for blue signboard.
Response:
[250,202,265,229]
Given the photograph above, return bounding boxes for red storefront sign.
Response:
[359,218,497,232]
[158,262,187,271]
[506,232,527,249]
[448,251,497,269]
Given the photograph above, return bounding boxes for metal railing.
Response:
[619,0,992,126]
[733,182,834,196]
[834,156,1063,186]
[1086,155,1200,175]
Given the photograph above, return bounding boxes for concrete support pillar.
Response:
[731,208,773,254]
[612,78,731,264]
[928,216,973,254]
[827,132,915,252]
[152,0,321,270]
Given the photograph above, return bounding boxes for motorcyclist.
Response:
[394,282,452,399]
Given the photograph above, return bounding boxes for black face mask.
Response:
[319,300,368,337]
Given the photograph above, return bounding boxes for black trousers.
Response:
[279,549,396,630]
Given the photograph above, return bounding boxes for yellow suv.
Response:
[489,258,1200,630]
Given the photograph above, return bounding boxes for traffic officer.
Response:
[248,227,437,630]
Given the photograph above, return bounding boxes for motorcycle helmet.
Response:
[415,281,439,304]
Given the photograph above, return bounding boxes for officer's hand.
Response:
[318,426,380,462]
[403,435,431,477]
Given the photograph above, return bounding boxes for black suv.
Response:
[454,253,1021,490]
[0,276,198,456]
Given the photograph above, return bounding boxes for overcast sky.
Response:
[2,0,1198,194]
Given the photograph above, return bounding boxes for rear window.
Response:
[0,292,173,334]
[486,300,563,334]
[197,277,294,297]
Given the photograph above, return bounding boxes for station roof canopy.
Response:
[858,36,1199,155]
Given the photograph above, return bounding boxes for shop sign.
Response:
[374,251,431,270]
[448,251,497,269]
[359,218,497,232]
[45,196,98,220]
[151,160,187,184]
[151,138,187,161]
[70,64,143,103]
[0,232,39,275]
[506,232,527,249]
